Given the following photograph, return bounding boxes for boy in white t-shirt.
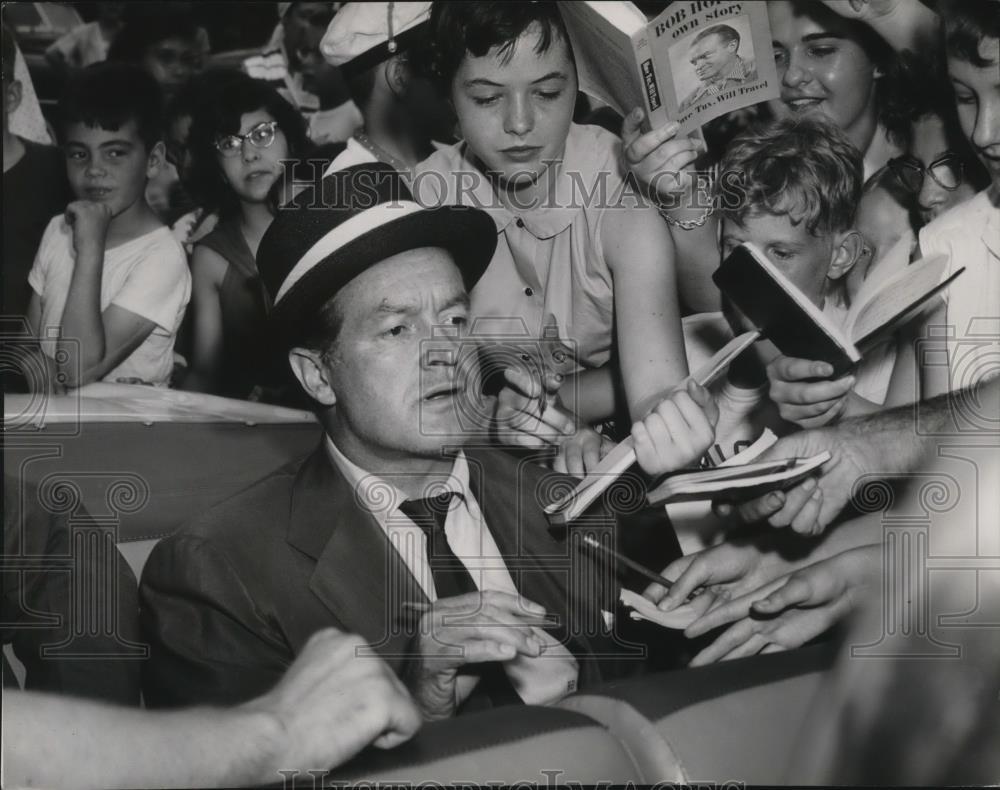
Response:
[26,62,190,390]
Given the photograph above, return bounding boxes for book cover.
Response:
[714,244,961,376]
[559,1,779,134]
[646,0,779,134]
[713,243,859,375]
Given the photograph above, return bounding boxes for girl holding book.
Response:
[413,1,703,451]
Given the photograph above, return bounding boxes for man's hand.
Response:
[687,544,880,665]
[714,424,880,535]
[631,379,719,477]
[621,107,704,202]
[65,200,113,257]
[405,591,550,721]
[245,629,422,780]
[767,356,855,429]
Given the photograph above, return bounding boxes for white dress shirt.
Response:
[324,437,579,704]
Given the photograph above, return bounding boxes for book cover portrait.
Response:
[669,14,758,116]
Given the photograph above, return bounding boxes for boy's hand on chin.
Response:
[767,355,855,429]
[66,200,113,256]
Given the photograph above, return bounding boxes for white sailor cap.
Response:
[321,2,431,74]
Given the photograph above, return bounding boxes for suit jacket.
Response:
[140,442,679,708]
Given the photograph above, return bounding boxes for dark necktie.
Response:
[398,493,523,708]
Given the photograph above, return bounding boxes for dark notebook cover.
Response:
[713,244,859,376]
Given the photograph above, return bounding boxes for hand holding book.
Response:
[765,356,857,429]
[620,108,704,207]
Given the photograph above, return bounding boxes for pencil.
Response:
[582,535,674,591]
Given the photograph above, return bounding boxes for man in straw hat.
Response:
[140,164,714,720]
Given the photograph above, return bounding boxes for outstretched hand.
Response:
[686,544,880,665]
[245,629,422,779]
[643,532,792,615]
[713,424,879,535]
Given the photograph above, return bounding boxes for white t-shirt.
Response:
[29,218,191,386]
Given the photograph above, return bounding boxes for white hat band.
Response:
[275,200,426,305]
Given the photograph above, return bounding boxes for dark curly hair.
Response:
[422,1,574,92]
[186,72,311,220]
[57,61,163,151]
[939,0,1000,67]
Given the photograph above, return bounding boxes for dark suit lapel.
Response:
[465,451,618,680]
[285,444,427,663]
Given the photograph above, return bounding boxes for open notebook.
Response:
[714,244,961,376]
[545,330,760,524]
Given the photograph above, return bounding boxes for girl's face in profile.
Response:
[766,0,879,153]
[949,37,1000,190]
[451,23,577,192]
[908,114,979,224]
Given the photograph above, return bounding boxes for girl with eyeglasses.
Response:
[181,74,311,400]
[889,93,989,227]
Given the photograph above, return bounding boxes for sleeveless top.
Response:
[196,219,282,399]
[412,123,627,371]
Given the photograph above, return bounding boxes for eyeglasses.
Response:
[888,153,967,193]
[214,121,279,157]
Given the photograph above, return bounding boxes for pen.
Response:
[582,535,675,592]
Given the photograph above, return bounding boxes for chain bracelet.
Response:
[657,203,715,230]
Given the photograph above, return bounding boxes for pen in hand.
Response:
[581,535,675,592]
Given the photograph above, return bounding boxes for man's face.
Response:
[319,247,473,467]
[63,119,155,217]
[722,209,836,308]
[948,37,1000,189]
[452,23,577,190]
[690,33,738,83]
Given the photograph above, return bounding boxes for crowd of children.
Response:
[2,0,998,705]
